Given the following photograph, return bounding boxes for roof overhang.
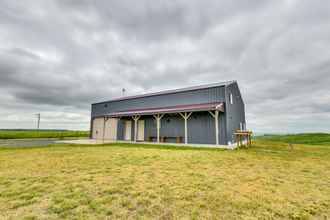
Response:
[106,102,224,117]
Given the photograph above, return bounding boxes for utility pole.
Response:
[36,113,40,130]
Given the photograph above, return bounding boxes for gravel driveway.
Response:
[0,139,59,147]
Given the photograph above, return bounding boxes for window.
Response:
[240,122,246,131]
[230,93,233,104]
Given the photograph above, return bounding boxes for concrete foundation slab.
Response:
[56,139,237,149]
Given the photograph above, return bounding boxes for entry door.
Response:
[124,121,132,140]
[137,120,145,141]
[104,118,118,140]
[92,117,104,140]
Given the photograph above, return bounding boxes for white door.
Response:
[92,117,104,140]
[137,120,145,141]
[104,118,118,140]
[124,121,132,141]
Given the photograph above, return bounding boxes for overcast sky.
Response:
[0,0,329,133]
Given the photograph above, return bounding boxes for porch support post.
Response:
[209,110,219,145]
[179,112,192,144]
[215,111,219,145]
[153,114,164,143]
[132,115,141,142]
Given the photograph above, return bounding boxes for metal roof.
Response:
[107,102,224,117]
[93,80,236,105]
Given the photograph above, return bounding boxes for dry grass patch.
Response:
[0,140,330,219]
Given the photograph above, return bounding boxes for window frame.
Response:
[230,93,233,104]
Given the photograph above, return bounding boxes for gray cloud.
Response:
[0,0,329,132]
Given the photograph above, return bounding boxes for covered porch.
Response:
[104,102,225,145]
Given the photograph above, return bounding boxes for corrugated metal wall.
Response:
[225,82,246,144]
[91,86,226,117]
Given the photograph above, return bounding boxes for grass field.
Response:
[0,138,330,219]
[256,133,330,146]
[0,130,89,139]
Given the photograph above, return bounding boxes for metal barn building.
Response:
[90,81,245,146]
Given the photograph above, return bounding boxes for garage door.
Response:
[124,121,132,141]
[104,118,118,140]
[92,117,104,139]
[137,120,144,141]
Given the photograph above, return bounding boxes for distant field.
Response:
[0,130,89,139]
[256,133,330,146]
[0,139,329,219]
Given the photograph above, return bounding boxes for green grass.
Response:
[257,133,330,146]
[0,140,330,219]
[0,130,89,139]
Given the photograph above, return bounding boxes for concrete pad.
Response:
[56,139,114,145]
[56,139,237,149]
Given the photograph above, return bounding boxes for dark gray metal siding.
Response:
[225,82,245,144]
[117,119,125,140]
[188,112,226,145]
[146,115,184,141]
[91,87,226,117]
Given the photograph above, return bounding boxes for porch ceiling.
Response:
[107,102,224,117]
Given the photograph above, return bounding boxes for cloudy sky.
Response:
[0,0,329,133]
